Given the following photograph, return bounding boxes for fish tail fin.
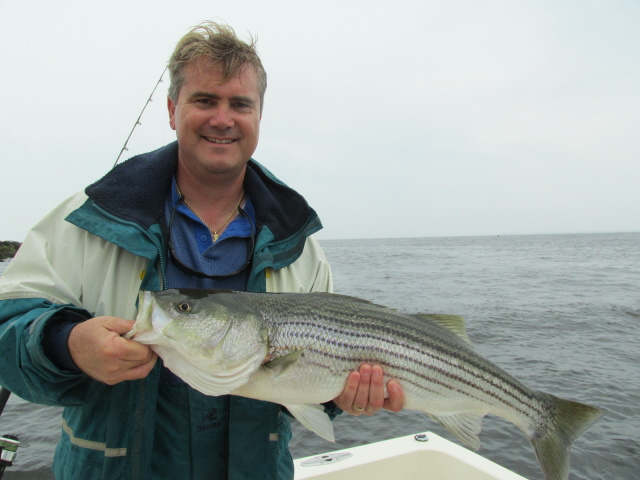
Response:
[530,394,602,480]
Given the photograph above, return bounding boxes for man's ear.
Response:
[168,96,177,131]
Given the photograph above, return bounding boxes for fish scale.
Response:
[129,289,602,480]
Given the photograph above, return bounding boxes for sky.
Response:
[1,0,638,241]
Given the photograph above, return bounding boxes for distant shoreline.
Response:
[0,241,21,261]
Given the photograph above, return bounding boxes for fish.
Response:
[126,289,602,480]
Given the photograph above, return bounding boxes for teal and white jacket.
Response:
[0,142,334,479]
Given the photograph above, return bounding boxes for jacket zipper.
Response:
[89,203,167,478]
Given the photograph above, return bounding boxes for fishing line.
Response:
[113,67,168,168]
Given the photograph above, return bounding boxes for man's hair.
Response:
[168,21,267,109]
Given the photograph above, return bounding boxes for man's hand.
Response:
[333,364,404,415]
[68,316,157,384]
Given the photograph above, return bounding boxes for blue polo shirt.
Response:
[164,177,255,291]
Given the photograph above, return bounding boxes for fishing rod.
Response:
[113,67,168,168]
[0,386,28,479]
[0,388,9,416]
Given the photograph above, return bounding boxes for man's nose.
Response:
[208,104,234,129]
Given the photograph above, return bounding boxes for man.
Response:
[0,22,403,479]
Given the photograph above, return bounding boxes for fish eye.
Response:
[178,302,192,312]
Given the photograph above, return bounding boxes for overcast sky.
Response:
[1,0,638,241]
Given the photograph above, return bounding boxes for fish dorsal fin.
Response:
[264,349,305,376]
[284,403,335,442]
[415,314,471,344]
[430,412,485,450]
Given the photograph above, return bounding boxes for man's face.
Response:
[168,58,262,179]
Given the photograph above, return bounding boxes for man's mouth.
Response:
[203,136,236,144]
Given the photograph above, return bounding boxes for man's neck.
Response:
[174,165,246,230]
[175,164,246,205]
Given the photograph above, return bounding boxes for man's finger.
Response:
[116,353,158,382]
[365,365,385,414]
[352,364,372,414]
[383,379,405,412]
[103,317,136,335]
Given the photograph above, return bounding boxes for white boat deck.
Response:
[294,431,529,480]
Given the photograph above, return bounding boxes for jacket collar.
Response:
[83,141,321,243]
[86,142,178,231]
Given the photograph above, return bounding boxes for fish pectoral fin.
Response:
[430,412,484,450]
[263,349,305,375]
[284,403,335,443]
[415,314,471,344]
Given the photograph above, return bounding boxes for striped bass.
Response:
[127,289,602,480]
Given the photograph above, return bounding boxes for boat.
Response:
[293,431,529,480]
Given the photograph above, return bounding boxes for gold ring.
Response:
[352,404,365,412]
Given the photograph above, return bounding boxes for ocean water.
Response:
[1,232,639,479]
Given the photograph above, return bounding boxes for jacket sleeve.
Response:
[0,192,149,406]
[0,297,94,406]
[0,194,99,405]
